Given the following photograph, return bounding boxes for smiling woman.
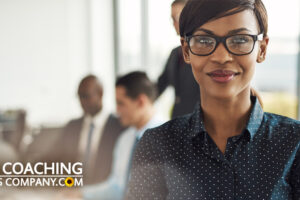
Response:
[182,9,267,103]
[124,0,300,199]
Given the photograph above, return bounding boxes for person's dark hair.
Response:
[179,0,268,37]
[78,74,102,94]
[171,0,187,6]
[116,71,157,102]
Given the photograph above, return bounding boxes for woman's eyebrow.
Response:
[227,28,251,35]
[194,28,214,35]
[194,27,251,35]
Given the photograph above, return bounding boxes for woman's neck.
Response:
[201,90,252,140]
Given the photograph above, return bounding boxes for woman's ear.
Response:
[256,36,269,63]
[180,37,191,64]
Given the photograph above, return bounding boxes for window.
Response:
[253,0,300,119]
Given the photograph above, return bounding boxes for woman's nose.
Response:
[209,43,233,64]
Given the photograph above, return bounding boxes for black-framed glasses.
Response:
[185,34,264,56]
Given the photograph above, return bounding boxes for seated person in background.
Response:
[79,71,166,200]
[52,74,125,185]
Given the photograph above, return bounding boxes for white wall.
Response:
[0,0,115,126]
[90,0,116,114]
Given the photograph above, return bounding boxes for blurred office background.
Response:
[0,0,299,161]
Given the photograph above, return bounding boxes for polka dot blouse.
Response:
[124,96,300,200]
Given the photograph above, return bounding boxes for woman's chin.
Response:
[202,86,251,102]
[202,88,236,100]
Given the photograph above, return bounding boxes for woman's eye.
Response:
[230,36,250,44]
[199,39,211,43]
[196,38,214,46]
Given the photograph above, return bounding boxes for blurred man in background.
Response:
[52,74,125,185]
[156,0,200,118]
[79,71,166,200]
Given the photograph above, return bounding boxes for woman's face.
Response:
[181,10,268,100]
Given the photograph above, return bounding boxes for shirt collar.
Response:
[188,102,206,139]
[188,96,264,141]
[245,96,264,140]
[135,114,165,140]
[83,109,109,127]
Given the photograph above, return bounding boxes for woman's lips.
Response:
[207,70,240,83]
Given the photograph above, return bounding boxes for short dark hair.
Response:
[171,0,187,7]
[78,74,102,95]
[116,71,157,102]
[179,0,268,37]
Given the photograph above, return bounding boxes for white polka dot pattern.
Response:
[124,97,300,200]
